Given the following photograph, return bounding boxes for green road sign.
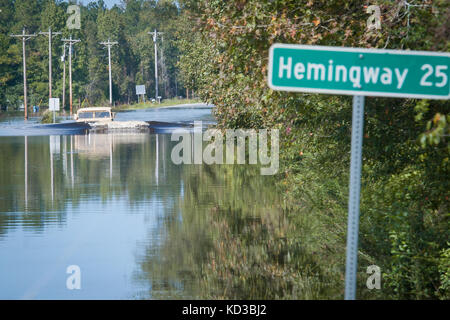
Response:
[269,44,450,99]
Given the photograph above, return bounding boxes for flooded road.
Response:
[0,104,215,136]
[0,105,286,299]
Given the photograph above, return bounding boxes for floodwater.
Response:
[0,104,285,299]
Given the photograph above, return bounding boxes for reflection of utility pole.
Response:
[63,136,67,177]
[10,28,37,120]
[109,134,113,182]
[148,29,163,103]
[100,39,118,105]
[50,136,54,204]
[155,134,159,185]
[62,36,81,116]
[39,27,62,99]
[71,135,74,188]
[24,136,28,210]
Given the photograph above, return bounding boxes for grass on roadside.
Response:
[112,98,202,112]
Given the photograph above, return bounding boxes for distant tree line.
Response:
[0,0,192,109]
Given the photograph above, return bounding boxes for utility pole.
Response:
[39,27,62,99]
[10,28,37,120]
[160,35,168,98]
[148,29,163,103]
[100,39,118,105]
[62,43,67,110]
[61,36,80,116]
[175,74,178,97]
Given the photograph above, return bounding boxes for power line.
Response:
[10,28,37,120]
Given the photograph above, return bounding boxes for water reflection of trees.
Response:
[0,133,180,237]
[137,162,343,299]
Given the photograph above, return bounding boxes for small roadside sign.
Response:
[49,98,60,111]
[136,85,146,95]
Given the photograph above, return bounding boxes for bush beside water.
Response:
[40,110,60,124]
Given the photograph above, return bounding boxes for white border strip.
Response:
[268,44,450,99]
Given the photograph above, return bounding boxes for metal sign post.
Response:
[49,98,60,124]
[345,95,365,300]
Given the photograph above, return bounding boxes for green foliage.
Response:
[438,245,450,298]
[40,109,59,123]
[176,0,450,299]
